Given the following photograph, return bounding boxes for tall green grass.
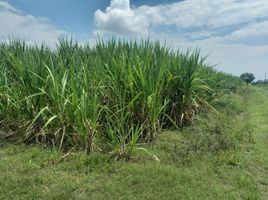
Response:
[0,38,241,155]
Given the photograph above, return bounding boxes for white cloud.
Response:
[0,1,18,12]
[229,21,268,39]
[94,0,149,36]
[95,0,268,41]
[159,0,268,29]
[187,20,268,47]
[0,1,69,45]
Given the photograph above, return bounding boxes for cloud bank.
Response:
[94,0,268,45]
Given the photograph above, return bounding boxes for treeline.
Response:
[253,80,268,85]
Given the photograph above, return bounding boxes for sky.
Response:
[0,0,267,79]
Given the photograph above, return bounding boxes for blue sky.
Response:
[0,0,268,79]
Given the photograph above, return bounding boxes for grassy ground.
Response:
[1,86,268,200]
[244,86,268,198]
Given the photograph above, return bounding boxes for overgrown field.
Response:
[2,39,265,199]
[0,85,258,199]
[0,39,241,156]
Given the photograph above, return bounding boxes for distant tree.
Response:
[240,73,255,85]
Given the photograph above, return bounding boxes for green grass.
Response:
[243,86,268,197]
[2,86,267,200]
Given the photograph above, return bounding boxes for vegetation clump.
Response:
[240,73,255,85]
[0,38,241,155]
